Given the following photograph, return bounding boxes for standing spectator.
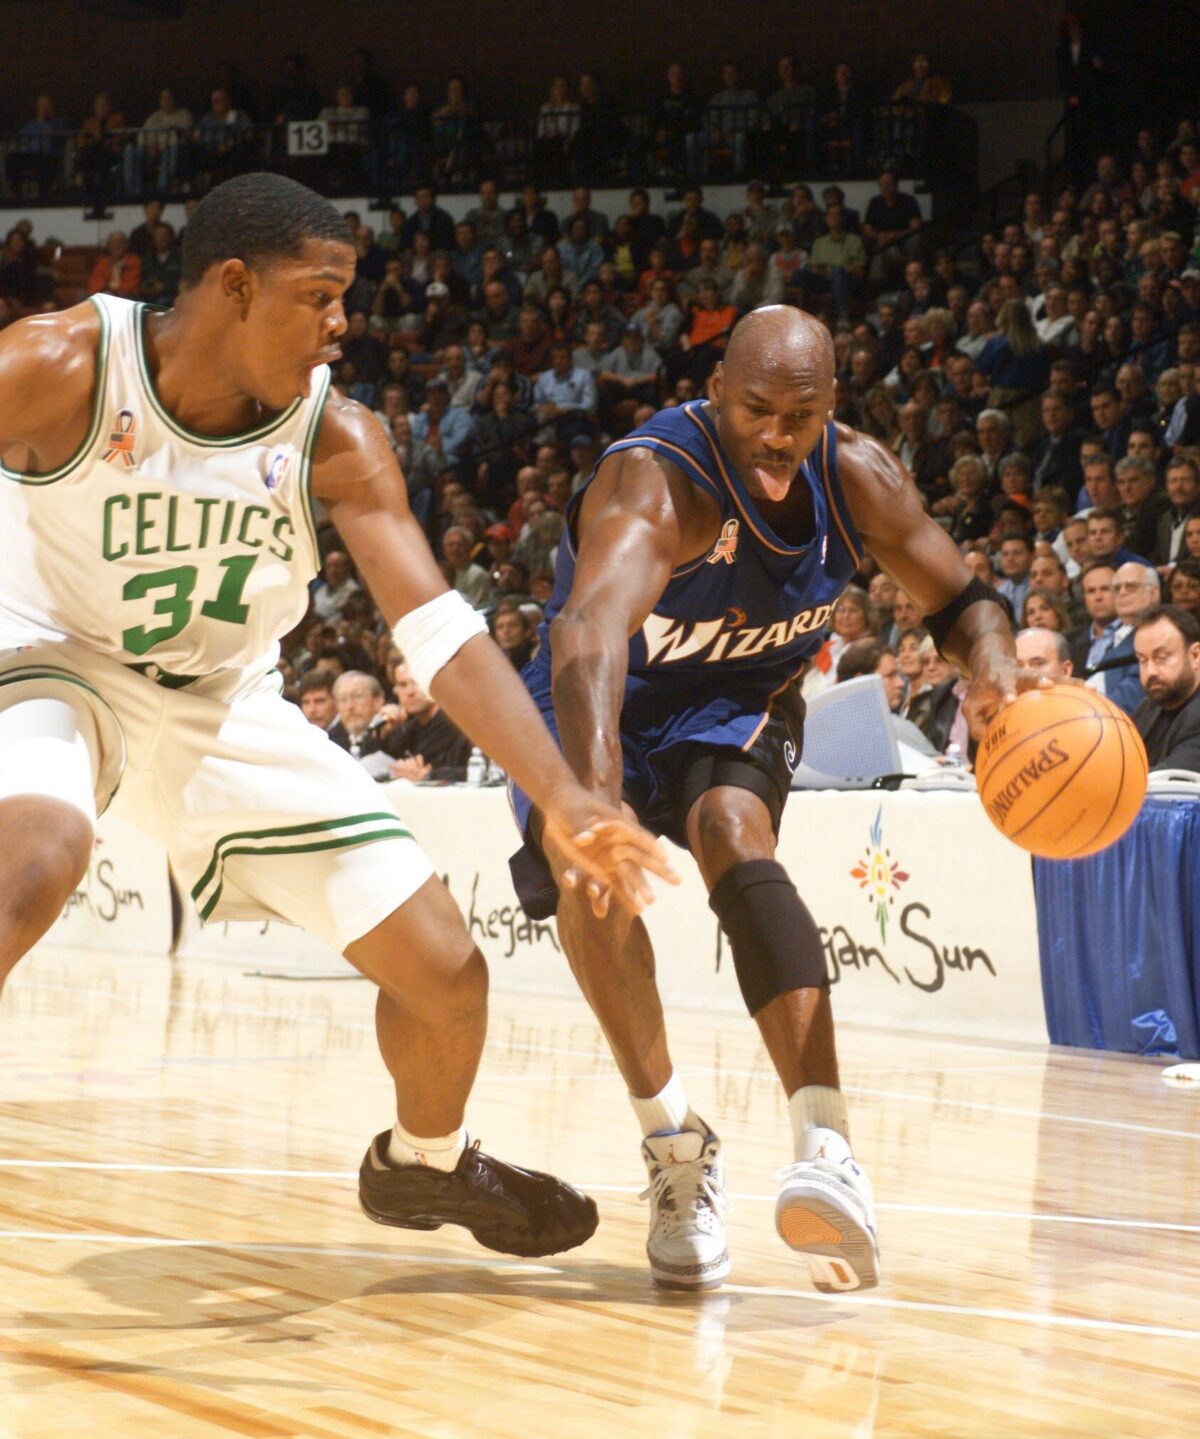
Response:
[535,77,580,180]
[819,61,867,172]
[268,54,321,125]
[653,61,704,181]
[764,55,817,174]
[196,87,254,186]
[124,87,193,195]
[574,73,627,182]
[76,92,125,206]
[88,231,140,299]
[704,63,760,176]
[975,300,1051,449]
[7,94,65,198]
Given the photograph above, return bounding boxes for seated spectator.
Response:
[328,670,394,761]
[633,277,685,357]
[895,625,928,710]
[1014,626,1074,680]
[729,243,785,312]
[1115,455,1169,559]
[533,341,598,447]
[492,598,539,670]
[1167,558,1200,620]
[975,407,1016,484]
[384,661,472,782]
[807,204,867,318]
[138,222,181,304]
[975,300,1050,448]
[804,585,875,698]
[468,379,535,496]
[312,550,361,621]
[296,669,339,729]
[513,509,565,576]
[443,524,495,609]
[597,324,662,434]
[1030,390,1086,494]
[769,220,808,289]
[863,170,925,285]
[942,454,994,542]
[678,236,734,306]
[995,531,1035,617]
[89,231,141,299]
[0,227,40,309]
[410,377,473,476]
[1086,561,1161,714]
[1021,587,1072,633]
[907,636,969,756]
[664,279,738,391]
[1131,606,1200,770]
[1154,456,1200,566]
[835,637,906,712]
[558,214,604,286]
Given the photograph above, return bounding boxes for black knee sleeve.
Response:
[708,859,828,1016]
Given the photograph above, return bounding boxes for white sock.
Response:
[789,1085,852,1163]
[629,1072,704,1138]
[387,1121,466,1172]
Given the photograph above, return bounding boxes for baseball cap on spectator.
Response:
[1182,268,1200,282]
[486,522,511,542]
[623,321,643,336]
[426,281,450,297]
[425,376,450,393]
[776,220,796,235]
[569,434,596,452]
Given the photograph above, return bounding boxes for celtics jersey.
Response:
[0,294,330,680]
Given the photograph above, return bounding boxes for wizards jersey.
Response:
[0,293,330,681]
[524,400,863,752]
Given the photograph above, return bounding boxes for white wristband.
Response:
[392,590,488,694]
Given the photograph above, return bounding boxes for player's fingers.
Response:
[579,820,680,884]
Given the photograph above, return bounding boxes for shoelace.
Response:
[640,1156,731,1217]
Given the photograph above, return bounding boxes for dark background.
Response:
[1,0,1190,129]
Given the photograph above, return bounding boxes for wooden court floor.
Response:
[1,945,1198,1439]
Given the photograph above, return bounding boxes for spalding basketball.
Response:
[976,685,1148,859]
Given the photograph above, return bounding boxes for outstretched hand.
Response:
[542,795,680,919]
[963,660,1057,742]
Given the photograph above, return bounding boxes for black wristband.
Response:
[922,576,1006,654]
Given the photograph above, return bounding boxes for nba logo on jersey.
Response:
[102,408,138,468]
[264,449,292,491]
[707,518,740,565]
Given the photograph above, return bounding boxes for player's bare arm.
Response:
[0,304,101,474]
[836,423,1035,729]
[311,394,678,911]
[550,446,722,805]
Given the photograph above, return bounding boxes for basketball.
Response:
[976,685,1149,859]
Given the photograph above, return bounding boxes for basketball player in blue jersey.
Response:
[510,305,1023,1291]
[0,174,676,1262]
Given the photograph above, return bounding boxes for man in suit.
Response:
[1132,606,1200,771]
[1116,455,1171,561]
[1029,391,1086,495]
[1066,561,1118,675]
[1087,561,1160,715]
[1152,456,1200,567]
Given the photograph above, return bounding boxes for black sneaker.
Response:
[358,1132,599,1258]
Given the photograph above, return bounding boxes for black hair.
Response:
[1134,604,1200,646]
[180,172,349,288]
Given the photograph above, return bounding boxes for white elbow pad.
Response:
[391,590,488,693]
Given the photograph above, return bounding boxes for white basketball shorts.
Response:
[0,641,434,951]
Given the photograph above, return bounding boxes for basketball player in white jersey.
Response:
[0,173,676,1259]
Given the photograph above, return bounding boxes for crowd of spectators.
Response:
[3,50,955,203]
[4,52,1200,783]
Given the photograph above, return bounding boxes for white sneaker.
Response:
[639,1128,730,1289]
[776,1140,880,1293]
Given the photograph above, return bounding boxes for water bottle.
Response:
[466,747,487,785]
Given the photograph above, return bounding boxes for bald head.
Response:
[721,306,836,390]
